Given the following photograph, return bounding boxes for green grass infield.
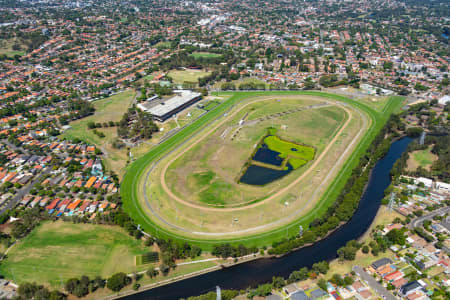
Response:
[121,91,404,251]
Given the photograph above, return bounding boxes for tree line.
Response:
[268,114,402,255]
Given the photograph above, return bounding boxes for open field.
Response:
[190,52,223,59]
[0,221,150,287]
[162,98,343,209]
[60,90,135,176]
[167,69,211,85]
[80,260,219,300]
[407,146,437,171]
[214,77,269,89]
[0,38,26,57]
[121,91,405,250]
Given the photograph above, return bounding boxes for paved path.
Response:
[409,206,450,229]
[128,258,221,276]
[353,266,397,300]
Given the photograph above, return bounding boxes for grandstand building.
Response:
[137,90,202,122]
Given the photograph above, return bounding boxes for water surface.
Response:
[122,137,412,300]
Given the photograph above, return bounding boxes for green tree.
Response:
[318,278,328,291]
[106,273,131,292]
[331,274,345,286]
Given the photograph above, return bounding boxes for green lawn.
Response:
[203,100,221,111]
[264,135,315,164]
[121,91,404,250]
[167,69,211,84]
[0,221,149,287]
[61,90,135,145]
[60,90,135,175]
[0,38,26,57]
[412,146,437,168]
[190,52,223,59]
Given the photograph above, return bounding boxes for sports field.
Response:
[60,90,136,175]
[0,221,150,287]
[190,52,223,59]
[121,91,404,250]
[167,69,211,85]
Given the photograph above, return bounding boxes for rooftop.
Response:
[140,90,201,118]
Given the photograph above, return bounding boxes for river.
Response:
[121,137,413,300]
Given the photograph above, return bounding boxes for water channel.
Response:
[121,137,413,300]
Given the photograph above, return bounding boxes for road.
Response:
[1,140,31,156]
[0,167,51,215]
[353,266,397,300]
[409,206,450,229]
[0,140,65,215]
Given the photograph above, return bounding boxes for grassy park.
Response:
[0,221,150,287]
[121,91,405,250]
[0,38,26,57]
[60,90,136,176]
[407,146,437,171]
[167,69,211,85]
[190,52,223,59]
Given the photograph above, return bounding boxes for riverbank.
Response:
[95,254,263,300]
[116,137,413,300]
[326,205,404,278]
[109,207,405,300]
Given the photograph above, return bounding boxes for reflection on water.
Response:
[252,144,283,166]
[240,164,292,185]
[240,144,293,185]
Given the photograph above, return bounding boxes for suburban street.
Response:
[409,206,450,229]
[0,168,52,215]
[353,266,397,300]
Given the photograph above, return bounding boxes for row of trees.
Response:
[211,243,259,259]
[268,114,402,255]
[17,282,66,300]
[65,276,105,298]
[156,238,202,270]
[63,272,130,297]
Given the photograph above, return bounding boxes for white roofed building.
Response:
[137,90,202,122]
